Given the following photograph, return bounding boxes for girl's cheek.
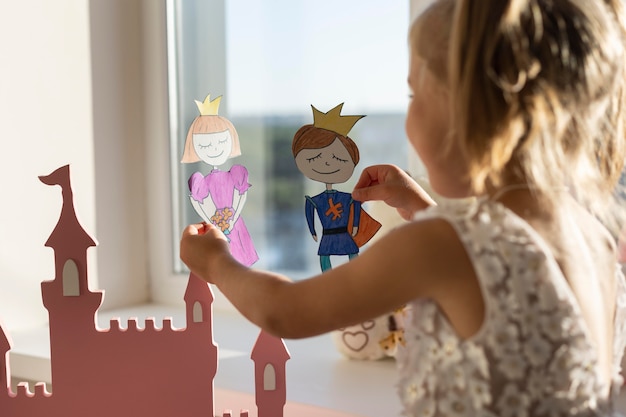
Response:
[406,101,421,137]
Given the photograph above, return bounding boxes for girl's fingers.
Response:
[182,223,207,237]
[352,183,387,203]
[353,169,377,190]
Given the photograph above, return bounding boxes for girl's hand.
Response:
[180,222,231,283]
[352,164,435,220]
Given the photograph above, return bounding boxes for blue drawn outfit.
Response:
[188,165,258,267]
[305,189,360,271]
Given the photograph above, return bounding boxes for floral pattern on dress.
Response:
[396,198,626,417]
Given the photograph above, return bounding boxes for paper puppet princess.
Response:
[292,103,381,272]
[181,94,258,267]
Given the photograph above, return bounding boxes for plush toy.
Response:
[332,306,407,360]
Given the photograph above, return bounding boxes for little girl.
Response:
[180,1,626,415]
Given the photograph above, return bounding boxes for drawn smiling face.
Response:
[295,138,356,184]
[192,130,233,166]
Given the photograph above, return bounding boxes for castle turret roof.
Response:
[0,320,12,354]
[39,165,96,250]
[251,330,290,362]
[184,273,214,304]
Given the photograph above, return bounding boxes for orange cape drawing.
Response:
[348,204,382,247]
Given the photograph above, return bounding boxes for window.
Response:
[192,301,204,323]
[263,363,276,391]
[62,260,80,297]
[166,0,411,282]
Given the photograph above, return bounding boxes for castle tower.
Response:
[0,165,230,417]
[183,272,219,415]
[39,165,103,392]
[184,272,217,335]
[251,330,290,417]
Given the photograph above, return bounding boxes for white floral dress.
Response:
[397,198,626,417]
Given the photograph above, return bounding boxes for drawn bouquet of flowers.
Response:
[210,207,234,238]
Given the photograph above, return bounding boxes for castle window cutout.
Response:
[263,364,276,391]
[62,259,80,296]
[192,301,204,323]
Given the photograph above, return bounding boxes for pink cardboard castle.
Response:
[0,165,290,417]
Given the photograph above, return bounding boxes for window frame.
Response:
[143,0,429,311]
[4,0,428,390]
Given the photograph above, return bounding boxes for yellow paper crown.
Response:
[195,94,223,116]
[312,103,365,137]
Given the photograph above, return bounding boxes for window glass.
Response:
[168,0,410,276]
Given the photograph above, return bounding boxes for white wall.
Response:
[0,0,152,332]
[0,0,97,331]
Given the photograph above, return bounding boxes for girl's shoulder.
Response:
[404,197,560,298]
[412,197,521,247]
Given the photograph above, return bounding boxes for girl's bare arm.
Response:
[180,217,471,339]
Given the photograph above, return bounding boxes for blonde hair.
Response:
[181,115,241,163]
[409,0,455,85]
[411,0,626,233]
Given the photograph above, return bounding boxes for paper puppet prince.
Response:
[181,94,259,267]
[292,103,381,272]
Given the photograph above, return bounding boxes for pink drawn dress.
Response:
[188,164,259,266]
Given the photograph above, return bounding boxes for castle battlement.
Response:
[222,410,249,417]
[11,383,51,398]
[0,165,291,417]
[104,317,182,333]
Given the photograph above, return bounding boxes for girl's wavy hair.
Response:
[414,0,626,234]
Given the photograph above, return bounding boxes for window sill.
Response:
[9,303,399,417]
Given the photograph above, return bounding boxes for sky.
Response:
[224,0,410,116]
